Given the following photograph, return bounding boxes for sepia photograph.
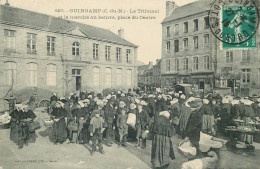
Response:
[0,0,260,168]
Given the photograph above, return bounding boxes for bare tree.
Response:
[216,65,242,95]
[62,64,73,96]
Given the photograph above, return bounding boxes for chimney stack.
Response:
[166,1,176,16]
[5,0,10,6]
[118,28,124,38]
[148,62,153,69]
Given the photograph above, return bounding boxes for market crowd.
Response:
[8,88,260,169]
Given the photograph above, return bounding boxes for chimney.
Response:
[148,62,153,69]
[118,28,124,38]
[5,0,10,6]
[166,1,176,16]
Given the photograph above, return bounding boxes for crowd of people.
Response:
[8,88,260,169]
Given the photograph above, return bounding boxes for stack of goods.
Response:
[0,112,11,125]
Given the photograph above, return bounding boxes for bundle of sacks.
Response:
[178,137,197,158]
[0,111,11,124]
[181,151,218,169]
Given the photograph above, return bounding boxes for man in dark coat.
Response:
[136,102,149,148]
[104,97,116,146]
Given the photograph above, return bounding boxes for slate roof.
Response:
[0,5,137,47]
[162,0,211,24]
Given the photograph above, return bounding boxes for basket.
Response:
[177,140,197,159]
[44,120,54,128]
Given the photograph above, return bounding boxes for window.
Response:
[174,59,179,71]
[72,42,80,56]
[193,36,198,49]
[126,49,131,63]
[72,69,81,76]
[93,67,100,87]
[203,56,210,70]
[105,68,112,88]
[117,68,122,87]
[204,34,209,48]
[27,33,37,54]
[183,58,188,70]
[93,43,99,60]
[166,59,171,71]
[194,19,198,31]
[105,46,111,61]
[183,38,188,50]
[47,64,56,86]
[175,24,179,35]
[226,51,233,62]
[242,50,250,62]
[127,69,132,87]
[174,40,179,53]
[193,57,198,70]
[242,69,250,83]
[4,62,16,86]
[27,63,37,87]
[116,47,122,62]
[47,36,55,56]
[166,41,171,50]
[4,29,15,51]
[184,22,188,33]
[166,26,170,37]
[204,16,209,29]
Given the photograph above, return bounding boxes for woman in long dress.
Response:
[151,111,175,169]
[51,101,68,144]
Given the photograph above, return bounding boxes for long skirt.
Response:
[10,120,19,143]
[52,118,67,143]
[17,122,30,148]
[201,115,215,134]
[151,134,175,168]
[179,112,191,137]
[242,117,253,144]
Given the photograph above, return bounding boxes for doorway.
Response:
[72,69,81,91]
[76,76,81,91]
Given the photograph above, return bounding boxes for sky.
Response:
[1,0,197,64]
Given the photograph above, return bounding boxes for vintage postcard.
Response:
[0,0,260,169]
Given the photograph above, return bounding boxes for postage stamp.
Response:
[209,0,259,50]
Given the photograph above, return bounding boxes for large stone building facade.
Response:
[161,0,260,96]
[161,1,216,93]
[0,4,138,98]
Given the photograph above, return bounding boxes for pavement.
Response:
[0,108,150,169]
[1,108,260,169]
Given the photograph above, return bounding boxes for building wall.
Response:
[0,22,137,98]
[161,11,215,90]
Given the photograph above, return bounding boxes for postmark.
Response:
[208,0,259,49]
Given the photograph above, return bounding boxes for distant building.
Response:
[153,59,161,87]
[0,4,138,97]
[137,62,153,87]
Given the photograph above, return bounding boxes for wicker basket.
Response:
[44,120,54,128]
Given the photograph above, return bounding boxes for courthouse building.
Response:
[0,4,138,97]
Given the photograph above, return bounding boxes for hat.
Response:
[53,93,57,96]
[174,93,180,97]
[82,99,90,103]
[222,98,229,104]
[135,99,140,104]
[187,97,195,102]
[140,100,147,106]
[106,94,112,100]
[88,95,93,99]
[57,101,64,107]
[96,100,104,107]
[180,94,186,99]
[93,110,100,115]
[130,103,136,109]
[121,93,125,97]
[244,99,253,105]
[179,91,183,94]
[203,99,209,104]
[159,111,170,118]
[119,101,126,107]
[256,98,260,103]
[170,98,178,105]
[78,101,84,108]
[231,99,240,105]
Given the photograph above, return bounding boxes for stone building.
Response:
[137,62,153,87]
[153,59,161,87]
[161,0,260,96]
[161,0,218,92]
[0,4,138,98]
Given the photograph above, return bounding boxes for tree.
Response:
[216,65,242,95]
[62,64,73,96]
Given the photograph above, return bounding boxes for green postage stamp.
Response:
[209,0,259,50]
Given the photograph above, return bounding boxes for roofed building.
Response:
[0,4,138,97]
